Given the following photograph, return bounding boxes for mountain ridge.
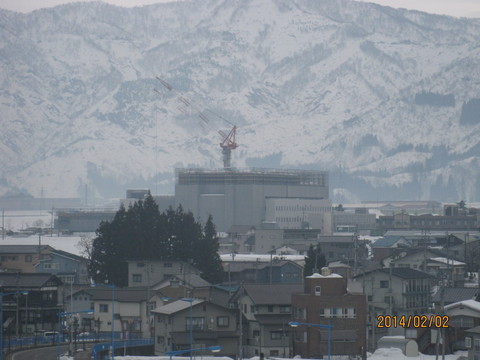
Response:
[1,0,479,202]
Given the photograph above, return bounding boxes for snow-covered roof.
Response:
[444,299,480,312]
[307,272,343,278]
[430,257,465,266]
[152,299,204,315]
[220,253,304,262]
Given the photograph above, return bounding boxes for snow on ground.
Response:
[1,210,53,231]
[113,349,468,360]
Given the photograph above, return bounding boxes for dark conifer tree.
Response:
[303,244,326,277]
[193,215,224,284]
[89,196,223,286]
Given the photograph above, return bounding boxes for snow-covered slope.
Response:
[1,0,479,202]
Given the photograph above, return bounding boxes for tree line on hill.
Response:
[89,194,224,287]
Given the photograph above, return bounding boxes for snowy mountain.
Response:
[1,0,480,202]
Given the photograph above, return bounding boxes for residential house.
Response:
[317,235,369,265]
[383,248,465,286]
[354,267,434,349]
[371,236,411,261]
[127,260,201,288]
[231,283,303,358]
[223,260,303,285]
[432,288,479,307]
[291,269,367,358]
[0,245,53,273]
[35,249,89,284]
[465,326,480,360]
[152,299,238,358]
[0,273,63,334]
[91,288,150,338]
[444,300,480,352]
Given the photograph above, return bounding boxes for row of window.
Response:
[243,304,291,314]
[275,205,330,212]
[465,337,480,351]
[320,307,357,318]
[156,315,230,329]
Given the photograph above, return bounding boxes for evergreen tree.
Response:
[303,244,326,277]
[193,215,224,284]
[89,195,223,286]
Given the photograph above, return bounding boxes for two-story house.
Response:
[35,249,89,284]
[127,260,201,287]
[231,283,303,358]
[0,273,63,334]
[0,245,52,272]
[152,299,238,358]
[91,287,150,339]
[465,326,480,360]
[354,267,435,349]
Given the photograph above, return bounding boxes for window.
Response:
[315,286,321,295]
[44,263,60,270]
[164,262,172,268]
[474,339,480,352]
[25,255,32,262]
[186,317,205,330]
[132,274,142,283]
[465,337,471,348]
[271,331,283,340]
[268,305,274,313]
[217,316,229,327]
[157,336,164,345]
[319,308,325,317]
[380,280,389,288]
[250,305,256,314]
[280,306,291,314]
[99,304,109,313]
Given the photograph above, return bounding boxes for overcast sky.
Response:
[0,0,480,18]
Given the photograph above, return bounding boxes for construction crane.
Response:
[154,76,238,169]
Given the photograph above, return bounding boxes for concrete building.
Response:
[265,198,332,232]
[175,168,328,232]
[333,209,377,235]
[291,269,367,358]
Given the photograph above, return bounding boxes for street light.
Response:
[90,282,115,360]
[162,297,196,360]
[289,321,333,360]
[57,310,94,360]
[166,345,222,360]
[0,291,28,360]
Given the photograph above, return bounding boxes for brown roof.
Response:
[242,284,303,305]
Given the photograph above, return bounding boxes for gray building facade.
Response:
[175,168,328,232]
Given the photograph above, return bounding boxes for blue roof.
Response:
[372,236,410,248]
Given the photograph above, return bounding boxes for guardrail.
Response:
[91,338,154,360]
[3,332,143,351]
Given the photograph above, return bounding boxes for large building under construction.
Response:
[175,168,329,232]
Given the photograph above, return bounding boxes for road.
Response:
[9,343,94,360]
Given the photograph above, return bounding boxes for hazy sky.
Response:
[0,0,480,18]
